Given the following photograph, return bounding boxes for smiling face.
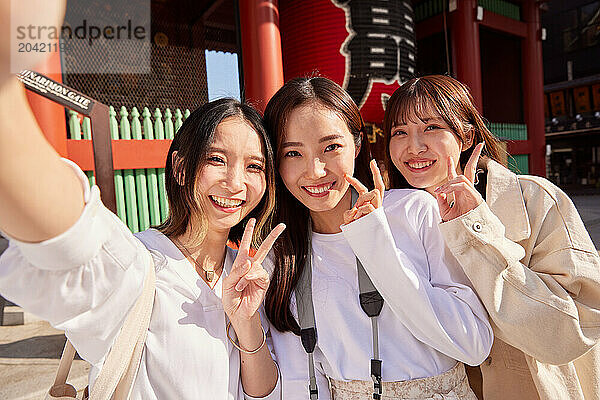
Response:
[388,110,469,194]
[194,116,267,232]
[278,103,358,216]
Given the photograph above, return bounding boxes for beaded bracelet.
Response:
[226,318,267,355]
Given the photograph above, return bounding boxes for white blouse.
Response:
[266,189,493,399]
[0,159,280,400]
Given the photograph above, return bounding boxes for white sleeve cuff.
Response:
[5,158,114,270]
[340,206,388,238]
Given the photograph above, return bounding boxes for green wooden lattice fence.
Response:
[68,106,190,233]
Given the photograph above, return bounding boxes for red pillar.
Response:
[522,0,546,176]
[451,0,483,112]
[25,47,68,157]
[239,0,284,113]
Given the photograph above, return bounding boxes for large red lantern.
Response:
[279,0,417,124]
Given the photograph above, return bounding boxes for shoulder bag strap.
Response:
[351,188,384,399]
[48,255,155,400]
[296,227,319,400]
[46,340,78,399]
[91,253,156,400]
[296,189,385,400]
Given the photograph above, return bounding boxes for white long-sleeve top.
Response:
[267,189,493,399]
[0,159,279,400]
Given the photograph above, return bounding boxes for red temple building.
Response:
[26,0,551,230]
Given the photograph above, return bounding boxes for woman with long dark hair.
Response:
[262,77,493,399]
[383,74,600,400]
[0,75,284,398]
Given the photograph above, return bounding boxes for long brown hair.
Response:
[383,75,505,188]
[157,98,276,248]
[264,77,373,334]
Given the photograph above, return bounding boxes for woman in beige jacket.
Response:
[383,75,600,400]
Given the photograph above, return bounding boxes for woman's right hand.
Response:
[222,219,285,326]
[343,159,386,225]
[434,143,485,222]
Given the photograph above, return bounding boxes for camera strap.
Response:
[296,188,384,400]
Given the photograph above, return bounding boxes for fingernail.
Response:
[235,282,245,291]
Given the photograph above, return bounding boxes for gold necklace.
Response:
[173,238,224,283]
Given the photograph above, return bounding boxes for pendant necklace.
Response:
[173,238,224,283]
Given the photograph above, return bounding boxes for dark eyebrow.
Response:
[249,155,265,163]
[394,117,444,128]
[421,117,444,123]
[281,134,345,149]
[281,141,303,149]
[209,147,265,163]
[319,134,344,143]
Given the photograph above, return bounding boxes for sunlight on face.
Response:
[278,104,358,214]
[194,117,266,233]
[388,111,466,194]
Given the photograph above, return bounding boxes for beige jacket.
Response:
[439,159,600,400]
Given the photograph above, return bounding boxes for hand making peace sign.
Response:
[433,143,485,222]
[222,219,286,324]
[343,159,386,225]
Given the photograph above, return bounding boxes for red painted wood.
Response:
[451,0,483,112]
[416,14,449,40]
[480,10,527,38]
[67,139,172,170]
[25,48,68,157]
[522,0,546,176]
[239,0,284,113]
[507,140,531,155]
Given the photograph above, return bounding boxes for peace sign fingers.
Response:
[237,218,256,258]
[344,174,369,196]
[370,159,385,208]
[464,142,484,183]
[447,155,458,181]
[342,159,386,225]
[253,223,286,265]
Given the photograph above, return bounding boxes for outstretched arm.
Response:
[0,0,82,242]
[0,78,84,241]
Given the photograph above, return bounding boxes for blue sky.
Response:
[205,50,241,101]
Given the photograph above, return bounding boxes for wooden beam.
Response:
[67,139,172,170]
[507,140,531,154]
[480,10,527,38]
[416,14,448,40]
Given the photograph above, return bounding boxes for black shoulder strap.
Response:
[296,188,384,400]
[351,188,384,399]
[295,235,319,400]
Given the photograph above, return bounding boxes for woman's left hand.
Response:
[434,143,485,222]
[222,219,285,324]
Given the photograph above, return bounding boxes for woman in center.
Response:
[262,76,494,399]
